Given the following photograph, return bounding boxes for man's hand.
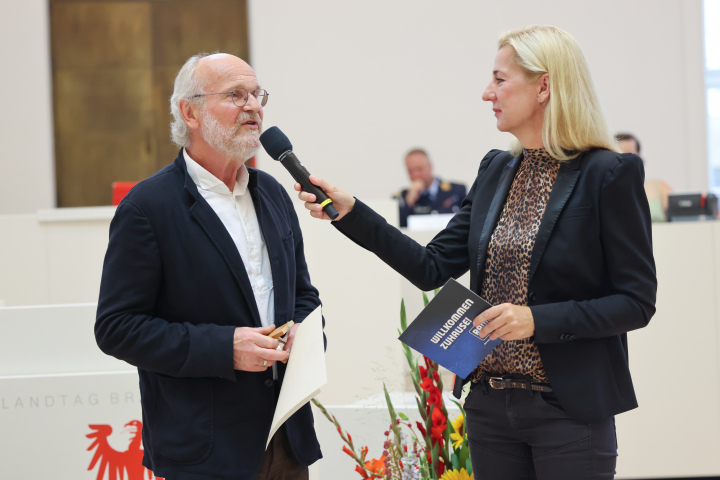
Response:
[473,303,535,341]
[404,179,425,207]
[280,322,301,363]
[233,325,290,371]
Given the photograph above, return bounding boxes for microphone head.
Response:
[259,126,293,160]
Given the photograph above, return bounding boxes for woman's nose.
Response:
[482,83,494,102]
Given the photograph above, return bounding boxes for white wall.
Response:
[0,0,56,214]
[247,0,708,200]
[0,0,708,214]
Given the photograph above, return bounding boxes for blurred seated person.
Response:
[616,132,672,222]
[395,148,467,227]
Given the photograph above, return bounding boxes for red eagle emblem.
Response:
[86,420,164,480]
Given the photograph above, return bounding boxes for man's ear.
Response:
[537,73,550,104]
[180,99,200,130]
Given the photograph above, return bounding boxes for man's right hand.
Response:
[404,179,425,207]
[233,325,289,372]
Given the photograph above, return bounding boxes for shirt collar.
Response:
[427,177,440,200]
[183,148,249,196]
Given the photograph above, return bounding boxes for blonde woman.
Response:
[298,25,656,479]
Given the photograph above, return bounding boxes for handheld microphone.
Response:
[259,126,339,220]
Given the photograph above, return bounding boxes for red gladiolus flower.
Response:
[356,456,386,479]
[366,456,386,474]
[343,445,354,457]
[431,423,446,440]
[416,421,427,437]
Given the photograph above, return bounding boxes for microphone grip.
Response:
[279,154,339,220]
[323,202,339,220]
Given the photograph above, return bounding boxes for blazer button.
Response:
[528,292,536,302]
[559,334,567,340]
[264,379,274,388]
[568,335,576,341]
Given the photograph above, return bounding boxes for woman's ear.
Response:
[537,73,550,104]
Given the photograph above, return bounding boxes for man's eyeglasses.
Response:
[190,88,269,108]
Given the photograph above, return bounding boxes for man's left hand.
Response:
[473,303,535,341]
[280,322,301,363]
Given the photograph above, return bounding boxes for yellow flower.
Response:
[440,468,474,480]
[449,414,465,449]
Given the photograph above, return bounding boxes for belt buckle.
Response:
[488,377,505,389]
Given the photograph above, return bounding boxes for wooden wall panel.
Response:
[150,0,250,172]
[51,2,152,68]
[50,0,249,207]
[151,0,249,65]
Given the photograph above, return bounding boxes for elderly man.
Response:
[395,149,466,227]
[95,53,322,480]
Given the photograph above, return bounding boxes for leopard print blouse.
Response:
[470,148,560,384]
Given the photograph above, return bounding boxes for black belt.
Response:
[486,376,553,393]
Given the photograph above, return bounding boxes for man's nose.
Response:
[243,94,262,113]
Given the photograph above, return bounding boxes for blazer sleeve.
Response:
[532,154,657,343]
[332,149,502,291]
[95,201,237,380]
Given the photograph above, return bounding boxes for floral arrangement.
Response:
[312,293,473,480]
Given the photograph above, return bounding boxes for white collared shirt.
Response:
[426,177,440,201]
[184,148,274,329]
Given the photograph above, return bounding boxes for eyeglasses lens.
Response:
[231,89,249,107]
[257,91,268,107]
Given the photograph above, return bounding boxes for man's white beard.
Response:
[200,109,261,163]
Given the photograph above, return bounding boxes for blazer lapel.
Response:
[527,154,583,285]
[180,156,263,327]
[247,171,288,327]
[474,152,522,281]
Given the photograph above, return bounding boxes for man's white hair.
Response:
[169,53,211,148]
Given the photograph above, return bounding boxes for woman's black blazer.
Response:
[334,148,657,424]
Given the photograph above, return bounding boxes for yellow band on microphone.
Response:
[320,199,333,208]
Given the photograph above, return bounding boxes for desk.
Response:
[1,204,718,478]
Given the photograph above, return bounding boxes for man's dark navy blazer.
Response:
[335,148,657,424]
[96,150,322,480]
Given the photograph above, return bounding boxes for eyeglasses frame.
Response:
[189,88,269,107]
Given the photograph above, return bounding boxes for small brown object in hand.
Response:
[268,320,294,340]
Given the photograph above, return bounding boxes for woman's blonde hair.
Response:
[499,25,618,160]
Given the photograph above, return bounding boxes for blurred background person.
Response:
[395,148,467,227]
[616,132,673,222]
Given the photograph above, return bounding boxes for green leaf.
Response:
[449,398,466,418]
[383,384,403,453]
[458,447,471,476]
[430,441,439,475]
[398,412,408,421]
[415,396,428,421]
[450,451,460,470]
